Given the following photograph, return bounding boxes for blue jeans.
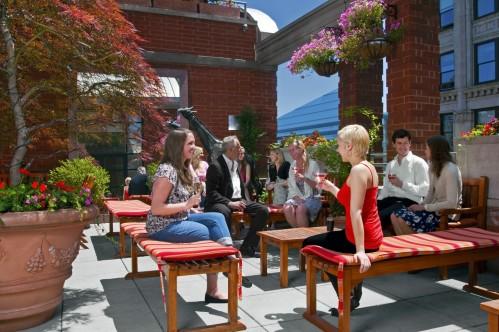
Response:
[150,212,232,246]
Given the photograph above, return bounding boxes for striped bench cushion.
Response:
[122,222,239,262]
[301,227,499,266]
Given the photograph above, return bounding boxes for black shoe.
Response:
[329,298,360,316]
[240,249,261,258]
[205,293,228,304]
[223,272,253,288]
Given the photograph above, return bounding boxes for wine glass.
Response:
[192,177,203,208]
[314,171,327,198]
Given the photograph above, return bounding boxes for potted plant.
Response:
[0,157,109,332]
[457,117,499,234]
[288,28,340,77]
[0,1,161,331]
[336,0,403,68]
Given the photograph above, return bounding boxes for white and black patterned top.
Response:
[146,163,192,234]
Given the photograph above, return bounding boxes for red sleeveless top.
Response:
[336,163,383,250]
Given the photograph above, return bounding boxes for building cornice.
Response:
[142,50,277,71]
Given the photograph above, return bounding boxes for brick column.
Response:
[338,61,383,153]
[387,0,440,158]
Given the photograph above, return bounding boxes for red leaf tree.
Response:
[0,0,165,185]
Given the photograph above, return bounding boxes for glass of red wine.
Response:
[315,171,327,197]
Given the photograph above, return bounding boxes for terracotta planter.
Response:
[0,206,99,332]
[312,61,338,77]
[198,2,240,18]
[456,135,499,272]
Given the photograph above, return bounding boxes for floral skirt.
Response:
[393,207,440,233]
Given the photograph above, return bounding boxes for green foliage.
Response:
[308,107,381,216]
[0,169,94,213]
[257,189,269,204]
[235,106,266,160]
[48,157,110,204]
[146,162,159,190]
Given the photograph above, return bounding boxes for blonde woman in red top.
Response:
[302,124,383,316]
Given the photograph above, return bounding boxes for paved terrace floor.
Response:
[23,222,499,332]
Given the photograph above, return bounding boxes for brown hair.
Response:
[427,135,453,178]
[160,129,193,185]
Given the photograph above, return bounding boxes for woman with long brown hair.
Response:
[390,135,462,234]
[147,128,233,303]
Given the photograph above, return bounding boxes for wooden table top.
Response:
[258,226,327,242]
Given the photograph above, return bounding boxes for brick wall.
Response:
[338,61,383,153]
[387,0,440,158]
[124,11,257,60]
[124,9,277,176]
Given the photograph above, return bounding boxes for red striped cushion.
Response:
[301,227,499,266]
[105,200,150,217]
[268,205,284,214]
[121,222,238,262]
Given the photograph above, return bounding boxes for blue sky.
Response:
[243,0,339,117]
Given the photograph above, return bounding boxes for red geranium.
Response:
[39,183,47,193]
[0,182,5,190]
[19,168,31,176]
[31,181,39,189]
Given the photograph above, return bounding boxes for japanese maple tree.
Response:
[0,0,165,185]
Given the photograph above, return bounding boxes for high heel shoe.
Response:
[204,293,228,304]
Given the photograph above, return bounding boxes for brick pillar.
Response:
[338,61,383,153]
[387,0,440,158]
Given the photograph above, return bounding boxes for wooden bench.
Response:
[258,226,327,288]
[439,176,489,279]
[122,223,245,332]
[104,199,150,257]
[481,299,499,332]
[301,227,499,332]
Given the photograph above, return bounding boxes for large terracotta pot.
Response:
[456,135,499,272]
[0,206,99,332]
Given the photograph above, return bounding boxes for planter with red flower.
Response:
[457,118,499,233]
[0,158,109,332]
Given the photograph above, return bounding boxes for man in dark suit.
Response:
[128,166,150,195]
[205,136,268,258]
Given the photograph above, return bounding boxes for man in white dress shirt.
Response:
[377,129,430,229]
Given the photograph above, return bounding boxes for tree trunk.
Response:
[1,4,28,185]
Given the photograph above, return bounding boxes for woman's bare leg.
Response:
[284,205,297,227]
[295,204,309,227]
[390,214,414,235]
[206,273,226,299]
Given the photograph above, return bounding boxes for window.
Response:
[474,107,499,125]
[475,40,497,84]
[475,0,497,18]
[440,0,453,29]
[440,113,454,148]
[440,52,455,90]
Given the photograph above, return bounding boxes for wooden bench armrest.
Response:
[439,207,485,230]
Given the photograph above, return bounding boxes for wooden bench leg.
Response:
[305,255,317,316]
[481,300,499,332]
[339,272,352,332]
[167,265,178,332]
[119,222,126,257]
[464,262,499,299]
[228,259,238,327]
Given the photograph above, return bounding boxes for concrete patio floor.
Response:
[22,222,498,332]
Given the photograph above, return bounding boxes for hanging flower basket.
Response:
[336,0,403,69]
[288,28,340,76]
[359,37,392,60]
[312,61,339,77]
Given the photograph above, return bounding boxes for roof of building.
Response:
[277,89,339,140]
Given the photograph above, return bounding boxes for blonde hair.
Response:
[192,146,204,170]
[290,140,309,170]
[270,148,284,165]
[124,177,132,186]
[337,124,370,158]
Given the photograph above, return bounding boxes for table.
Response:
[104,200,150,257]
[258,226,327,288]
